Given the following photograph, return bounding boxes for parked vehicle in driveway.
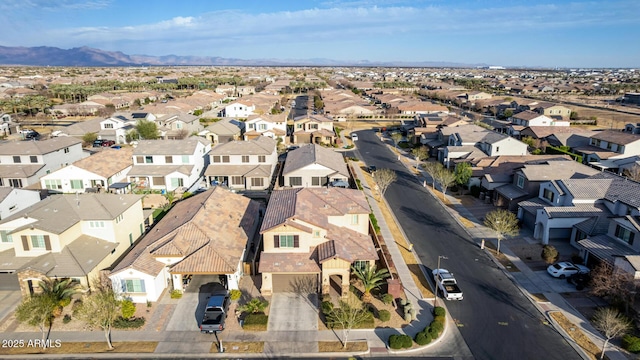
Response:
[200,290,230,333]
[433,268,463,301]
[547,262,589,279]
[567,272,591,290]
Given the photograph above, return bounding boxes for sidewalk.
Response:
[392,147,628,360]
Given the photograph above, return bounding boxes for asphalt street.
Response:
[349,129,580,360]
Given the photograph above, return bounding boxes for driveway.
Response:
[267,293,318,331]
[165,275,225,332]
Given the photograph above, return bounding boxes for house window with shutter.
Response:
[30,235,50,249]
[274,234,298,248]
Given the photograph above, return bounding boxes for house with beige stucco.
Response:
[258,188,378,297]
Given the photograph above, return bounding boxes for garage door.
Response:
[0,272,20,290]
[549,228,572,240]
[522,211,536,230]
[272,274,318,293]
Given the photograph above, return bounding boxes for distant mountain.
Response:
[0,45,484,67]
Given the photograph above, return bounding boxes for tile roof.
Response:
[0,193,143,235]
[543,204,609,218]
[209,136,276,155]
[0,137,82,156]
[259,251,320,273]
[111,186,259,276]
[495,184,529,200]
[72,147,134,177]
[578,234,639,262]
[590,130,640,145]
[133,137,210,156]
[0,164,44,178]
[205,118,243,135]
[518,161,598,181]
[282,144,349,177]
[574,215,612,236]
[204,164,272,177]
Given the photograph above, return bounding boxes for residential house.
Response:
[575,130,640,170]
[533,102,572,120]
[155,113,202,140]
[204,136,277,191]
[127,137,212,191]
[221,100,256,118]
[243,114,287,143]
[204,118,244,145]
[282,144,349,188]
[99,113,157,144]
[109,187,260,303]
[292,114,336,145]
[0,187,41,221]
[0,193,145,296]
[40,147,134,193]
[623,123,640,135]
[506,111,569,138]
[396,101,448,115]
[259,188,378,296]
[0,137,87,188]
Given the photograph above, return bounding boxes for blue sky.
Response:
[0,0,638,68]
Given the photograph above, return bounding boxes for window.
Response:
[606,142,613,150]
[258,155,266,163]
[176,123,182,129]
[212,155,221,163]
[115,214,124,223]
[44,179,62,190]
[31,235,46,249]
[165,156,173,164]
[274,234,298,248]
[248,123,255,129]
[12,156,21,164]
[313,230,321,238]
[543,188,555,203]
[121,279,146,293]
[516,175,524,189]
[182,155,189,164]
[89,221,105,228]
[232,176,244,185]
[242,155,250,163]
[351,214,359,225]
[251,178,264,187]
[309,124,318,130]
[145,156,153,164]
[258,124,267,130]
[171,178,184,188]
[30,156,37,163]
[0,231,12,243]
[574,229,587,242]
[129,233,133,245]
[64,147,70,154]
[9,179,22,188]
[70,180,83,190]
[615,225,635,245]
[297,124,303,129]
[290,177,302,186]
[104,123,113,129]
[312,177,321,186]
[353,260,368,272]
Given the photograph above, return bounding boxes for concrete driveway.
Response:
[165,276,225,332]
[267,293,318,331]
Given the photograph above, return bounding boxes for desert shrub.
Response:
[414,331,432,345]
[399,298,407,306]
[121,299,136,319]
[381,293,394,305]
[62,314,72,324]
[321,293,331,303]
[170,289,183,299]
[433,306,446,317]
[113,316,145,329]
[378,309,391,322]
[388,334,413,349]
[321,301,334,315]
[229,289,242,301]
[623,335,640,353]
[404,312,412,322]
[541,245,559,264]
[71,299,83,316]
[242,298,269,314]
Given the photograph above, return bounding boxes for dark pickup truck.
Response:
[200,291,230,333]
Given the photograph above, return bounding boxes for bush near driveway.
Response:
[242,313,268,331]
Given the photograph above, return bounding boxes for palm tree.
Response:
[352,264,390,303]
[38,277,82,316]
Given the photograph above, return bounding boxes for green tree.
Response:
[351,263,390,303]
[325,300,371,349]
[483,209,519,254]
[454,162,472,193]
[391,132,403,151]
[135,119,159,140]
[434,168,457,200]
[423,161,444,190]
[503,109,514,119]
[592,308,632,360]
[77,280,122,350]
[570,111,579,120]
[15,293,58,345]
[82,132,98,147]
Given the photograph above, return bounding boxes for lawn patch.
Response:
[318,341,368,352]
[242,313,268,331]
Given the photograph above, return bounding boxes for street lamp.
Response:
[434,255,448,307]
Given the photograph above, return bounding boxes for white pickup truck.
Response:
[433,269,463,301]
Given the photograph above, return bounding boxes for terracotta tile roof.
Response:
[321,224,378,263]
[72,147,134,178]
[259,251,320,273]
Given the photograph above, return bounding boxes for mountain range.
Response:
[0,45,482,68]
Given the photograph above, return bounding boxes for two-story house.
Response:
[39,147,134,193]
[506,111,569,138]
[292,114,336,145]
[221,100,256,118]
[203,136,277,191]
[243,114,287,143]
[204,118,244,145]
[109,187,260,303]
[0,137,87,188]
[100,113,153,144]
[259,188,378,297]
[0,193,145,297]
[126,137,212,192]
[0,187,41,221]
[155,113,202,140]
[575,130,640,170]
[533,102,572,120]
[282,144,350,188]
